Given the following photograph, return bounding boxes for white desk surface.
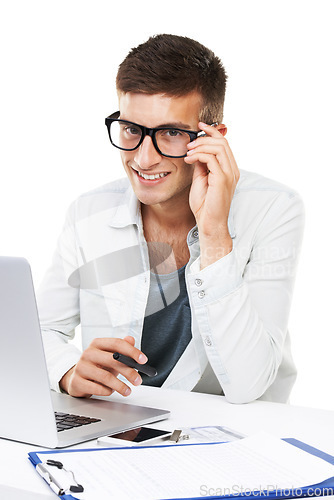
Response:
[1,386,334,500]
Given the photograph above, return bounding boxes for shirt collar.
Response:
[108,183,141,229]
[108,181,236,239]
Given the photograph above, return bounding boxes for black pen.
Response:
[113,352,158,377]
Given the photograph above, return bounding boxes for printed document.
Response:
[32,432,334,500]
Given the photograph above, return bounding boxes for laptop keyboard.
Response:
[55,412,101,432]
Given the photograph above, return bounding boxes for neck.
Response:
[141,191,196,232]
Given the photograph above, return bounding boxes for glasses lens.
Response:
[109,120,143,150]
[156,129,190,157]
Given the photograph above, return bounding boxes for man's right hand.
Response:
[59,336,147,398]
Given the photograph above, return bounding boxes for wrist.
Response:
[59,365,75,394]
[199,232,233,269]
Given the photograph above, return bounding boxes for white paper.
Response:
[186,425,245,442]
[33,432,334,500]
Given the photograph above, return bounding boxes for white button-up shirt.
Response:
[37,168,305,403]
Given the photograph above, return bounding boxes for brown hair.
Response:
[116,34,227,123]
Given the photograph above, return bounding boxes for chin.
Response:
[137,193,169,207]
[130,182,169,207]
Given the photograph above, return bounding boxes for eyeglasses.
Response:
[105,111,212,158]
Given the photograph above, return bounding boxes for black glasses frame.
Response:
[105,111,200,158]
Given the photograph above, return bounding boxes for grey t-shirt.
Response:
[140,265,191,386]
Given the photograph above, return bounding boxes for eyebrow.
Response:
[119,116,195,130]
[157,122,194,130]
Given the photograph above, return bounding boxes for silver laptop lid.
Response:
[0,256,58,447]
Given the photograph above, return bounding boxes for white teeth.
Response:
[137,171,168,180]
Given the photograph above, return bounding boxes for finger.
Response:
[188,128,239,181]
[76,361,133,397]
[81,347,142,386]
[191,160,211,180]
[186,144,231,170]
[195,134,238,180]
[69,376,115,398]
[111,360,143,385]
[91,337,148,364]
[184,152,226,177]
[187,136,225,151]
[187,136,234,162]
[186,146,237,185]
[187,134,237,177]
[197,121,223,139]
[123,335,135,345]
[67,364,116,398]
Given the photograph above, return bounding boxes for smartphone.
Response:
[97,426,172,447]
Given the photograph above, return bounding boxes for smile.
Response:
[134,169,169,181]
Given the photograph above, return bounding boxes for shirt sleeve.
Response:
[36,202,82,392]
[187,191,305,404]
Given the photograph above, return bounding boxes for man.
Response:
[37,34,304,404]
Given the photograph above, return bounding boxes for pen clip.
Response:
[36,463,65,496]
[37,460,84,495]
[169,429,190,444]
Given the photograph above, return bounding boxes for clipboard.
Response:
[28,438,334,500]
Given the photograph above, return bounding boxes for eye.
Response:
[124,126,141,136]
[163,129,182,137]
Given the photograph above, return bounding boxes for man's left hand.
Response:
[185,122,240,269]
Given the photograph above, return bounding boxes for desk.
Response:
[1,386,334,500]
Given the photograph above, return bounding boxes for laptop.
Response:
[0,256,170,448]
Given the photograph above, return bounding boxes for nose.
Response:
[133,135,162,170]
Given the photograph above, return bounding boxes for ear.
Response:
[217,124,227,136]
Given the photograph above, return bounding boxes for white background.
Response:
[1,1,333,410]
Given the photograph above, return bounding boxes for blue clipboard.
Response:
[28,438,334,500]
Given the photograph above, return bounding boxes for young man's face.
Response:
[118,91,202,209]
